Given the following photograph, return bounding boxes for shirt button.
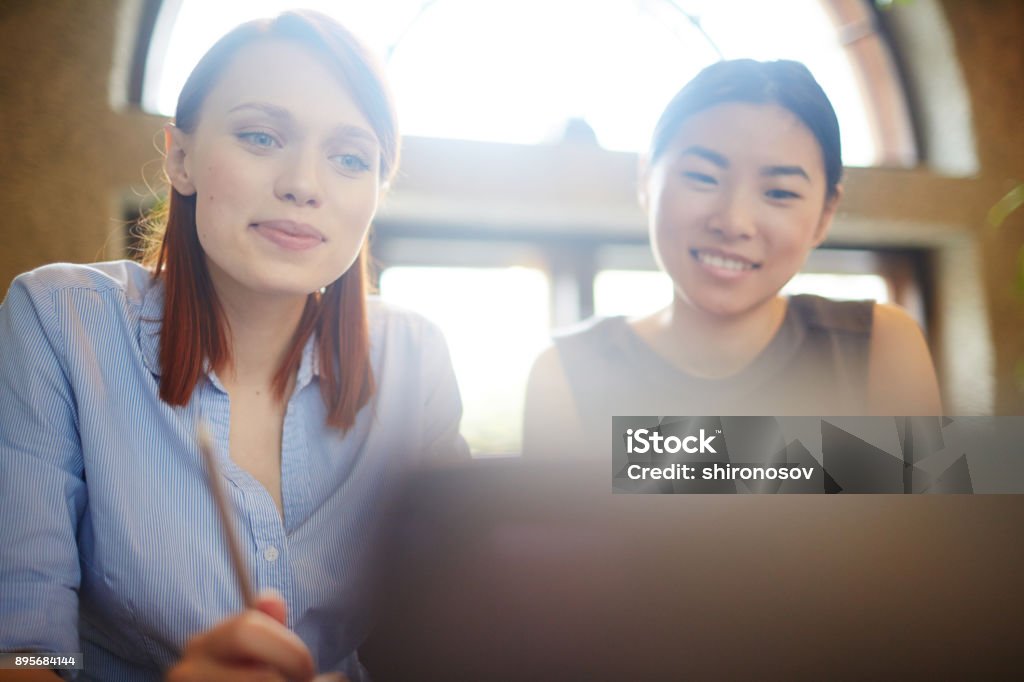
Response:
[264,546,279,562]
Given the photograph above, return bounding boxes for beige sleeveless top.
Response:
[554,295,874,452]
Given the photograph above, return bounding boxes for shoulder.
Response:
[524,317,625,433]
[869,303,933,359]
[2,261,155,331]
[871,302,919,332]
[527,344,567,389]
[0,262,158,389]
[553,315,625,341]
[869,302,931,357]
[367,296,445,340]
[5,260,154,307]
[541,315,634,392]
[552,315,629,357]
[529,317,623,398]
[525,341,581,411]
[787,294,873,336]
[365,296,452,364]
[867,303,943,414]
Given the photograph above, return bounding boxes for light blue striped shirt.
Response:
[0,261,468,680]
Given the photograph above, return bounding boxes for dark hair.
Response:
[143,10,399,430]
[650,59,842,198]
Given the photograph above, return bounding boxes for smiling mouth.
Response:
[251,220,325,240]
[250,220,326,252]
[690,248,761,272]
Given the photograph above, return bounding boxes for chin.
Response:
[257,261,346,294]
[676,286,765,319]
[692,298,749,318]
[240,273,324,298]
[253,284,319,299]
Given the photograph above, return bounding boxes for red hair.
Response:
[143,11,398,430]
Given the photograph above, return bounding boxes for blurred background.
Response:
[0,0,1021,455]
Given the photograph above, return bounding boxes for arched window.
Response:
[133,0,923,454]
[139,0,915,167]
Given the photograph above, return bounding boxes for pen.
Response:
[197,421,256,609]
[197,424,347,681]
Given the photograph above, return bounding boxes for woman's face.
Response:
[166,39,381,299]
[643,102,838,318]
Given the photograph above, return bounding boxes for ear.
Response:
[636,155,650,212]
[812,184,842,247]
[163,123,196,196]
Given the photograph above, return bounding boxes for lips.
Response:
[250,220,325,252]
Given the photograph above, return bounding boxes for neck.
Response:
[211,277,310,391]
[645,295,788,378]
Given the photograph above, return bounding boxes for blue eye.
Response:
[237,131,279,148]
[332,153,371,173]
[765,189,800,200]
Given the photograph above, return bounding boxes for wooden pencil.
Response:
[196,421,256,609]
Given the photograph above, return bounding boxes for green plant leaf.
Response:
[875,0,915,9]
[988,183,1024,229]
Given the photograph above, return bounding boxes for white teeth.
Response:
[696,251,753,271]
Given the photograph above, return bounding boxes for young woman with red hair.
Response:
[0,11,466,681]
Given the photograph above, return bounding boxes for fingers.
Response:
[254,589,289,626]
[180,609,315,682]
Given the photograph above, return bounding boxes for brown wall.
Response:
[0,0,162,276]
[939,0,1024,413]
[0,0,1021,413]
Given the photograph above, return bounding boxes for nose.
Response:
[274,147,322,208]
[706,189,756,241]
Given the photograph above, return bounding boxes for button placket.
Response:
[279,390,314,533]
[247,487,292,617]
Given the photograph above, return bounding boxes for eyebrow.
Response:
[328,124,379,147]
[761,165,810,181]
[679,145,729,169]
[228,101,379,146]
[679,145,811,182]
[229,101,292,120]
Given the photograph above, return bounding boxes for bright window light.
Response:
[594,269,674,318]
[595,269,891,318]
[146,0,879,165]
[781,273,891,302]
[378,266,551,455]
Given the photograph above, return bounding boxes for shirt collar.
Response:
[296,331,321,390]
[138,274,165,377]
[138,275,321,386]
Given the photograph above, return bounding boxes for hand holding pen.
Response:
[164,424,346,682]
